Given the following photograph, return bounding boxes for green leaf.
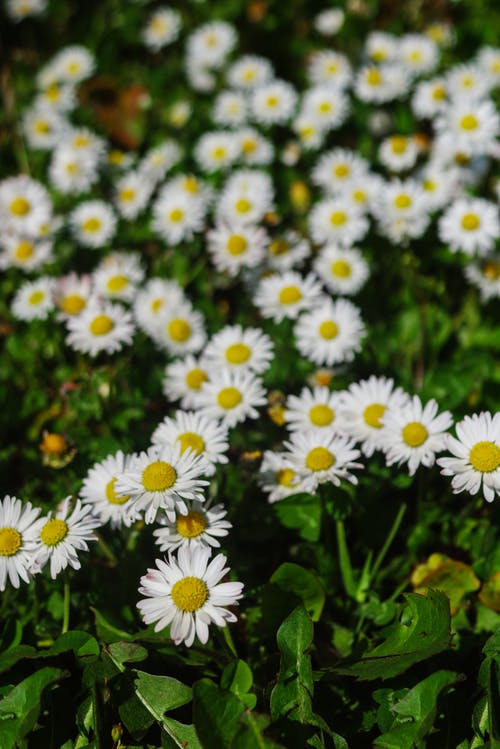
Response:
[0,645,37,673]
[107,641,148,666]
[132,670,193,715]
[221,660,257,709]
[162,718,203,748]
[41,630,100,658]
[274,494,321,542]
[91,607,133,643]
[270,563,325,622]
[193,678,245,748]
[270,606,314,723]
[332,590,451,680]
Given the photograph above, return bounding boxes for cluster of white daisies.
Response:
[2,12,500,647]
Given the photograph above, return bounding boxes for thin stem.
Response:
[370,503,407,585]
[95,531,118,566]
[62,580,71,634]
[336,519,356,598]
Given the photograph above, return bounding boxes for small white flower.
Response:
[438,198,500,257]
[207,223,268,277]
[203,324,274,375]
[258,452,306,504]
[80,451,138,528]
[283,431,363,493]
[151,410,229,476]
[142,7,181,52]
[93,252,144,303]
[254,271,323,323]
[163,355,211,409]
[194,368,267,429]
[65,301,135,357]
[133,278,186,336]
[284,386,345,434]
[0,496,40,590]
[153,500,231,552]
[53,273,93,321]
[294,298,365,366]
[309,198,369,247]
[314,244,369,296]
[11,277,55,320]
[149,302,206,356]
[464,257,500,302]
[69,200,117,248]
[251,80,298,125]
[227,55,273,90]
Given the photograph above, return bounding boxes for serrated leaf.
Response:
[270,563,325,622]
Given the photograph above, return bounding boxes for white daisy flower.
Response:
[382,395,453,476]
[314,244,369,296]
[49,146,99,195]
[80,451,138,528]
[0,235,52,272]
[307,50,352,88]
[65,301,135,357]
[227,55,273,89]
[217,169,274,226]
[186,21,237,69]
[477,46,500,89]
[31,498,101,579]
[64,127,106,162]
[435,99,500,157]
[138,141,182,184]
[153,500,231,552]
[236,128,273,165]
[194,131,240,173]
[151,189,206,245]
[22,106,68,150]
[379,135,419,173]
[0,175,52,237]
[312,148,369,194]
[355,64,409,103]
[438,198,499,257]
[93,252,144,303]
[339,376,410,457]
[11,277,55,321]
[446,63,490,101]
[251,79,298,125]
[419,163,462,211]
[284,386,344,434]
[213,91,248,127]
[365,31,398,64]
[437,412,500,502]
[372,178,430,243]
[115,171,153,220]
[151,410,229,476]
[283,431,363,493]
[116,444,209,524]
[194,368,266,429]
[203,325,274,375]
[69,200,117,248]
[133,278,185,336]
[464,257,500,302]
[258,451,306,504]
[266,230,311,272]
[294,298,365,366]
[51,45,95,84]
[0,496,40,591]
[299,86,349,131]
[412,77,448,119]
[207,222,268,277]
[137,546,243,645]
[309,198,369,247]
[163,355,211,409]
[314,8,344,36]
[34,83,76,113]
[149,302,206,356]
[142,7,181,52]
[398,33,439,75]
[293,115,326,151]
[6,0,47,21]
[254,271,323,323]
[53,273,93,321]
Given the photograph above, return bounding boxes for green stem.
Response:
[95,531,118,566]
[336,520,356,598]
[62,580,71,634]
[370,503,407,585]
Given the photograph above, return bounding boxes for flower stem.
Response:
[62,580,71,634]
[370,503,407,585]
[336,519,356,598]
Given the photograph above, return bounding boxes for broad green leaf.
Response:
[333,590,451,680]
[91,607,133,643]
[270,563,325,622]
[270,606,314,723]
[221,659,257,709]
[162,718,203,748]
[193,678,245,748]
[274,494,321,542]
[41,630,100,658]
[107,641,148,666]
[133,670,193,715]
[411,553,480,615]
[0,645,36,673]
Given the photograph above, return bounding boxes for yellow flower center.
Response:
[217,387,242,410]
[432,85,446,100]
[105,478,130,505]
[367,68,382,86]
[106,275,129,293]
[28,290,45,306]
[227,234,247,255]
[402,421,428,447]
[151,16,167,33]
[423,179,436,192]
[62,294,86,315]
[66,61,81,75]
[305,447,335,471]
[269,239,290,256]
[171,576,208,612]
[372,50,387,62]
[469,441,500,473]
[330,211,347,226]
[45,84,60,102]
[334,164,349,178]
[169,208,184,223]
[363,403,386,428]
[40,519,69,547]
[225,343,251,364]
[89,315,114,336]
[408,49,422,63]
[266,95,278,107]
[460,114,478,131]
[109,150,125,165]
[243,68,256,82]
[73,135,90,148]
[0,527,22,556]
[394,193,412,209]
[142,461,177,492]
[483,261,500,280]
[176,511,207,538]
[279,285,302,305]
[186,368,207,390]
[390,136,407,154]
[66,163,78,175]
[120,188,136,202]
[319,321,338,339]
[331,260,351,278]
[168,318,191,342]
[183,177,199,194]
[15,241,34,260]
[10,197,31,216]
[242,139,256,154]
[235,198,251,214]
[83,217,102,233]
[35,120,50,134]
[318,101,332,113]
[176,432,205,456]
[41,433,66,454]
[309,404,334,426]
[151,298,164,313]
[461,213,480,231]
[353,189,367,203]
[277,467,296,486]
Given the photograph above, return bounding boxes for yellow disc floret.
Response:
[10,197,31,216]
[227,235,247,255]
[0,527,22,556]
[62,294,86,315]
[363,403,386,428]
[107,275,129,293]
[306,447,335,471]
[217,387,242,410]
[142,461,177,492]
[469,441,500,473]
[461,213,480,231]
[309,404,334,427]
[402,422,428,447]
[225,343,251,364]
[105,478,130,505]
[330,211,347,226]
[331,260,351,278]
[168,318,191,342]
[40,519,69,547]
[176,511,207,538]
[90,315,114,336]
[176,432,205,456]
[171,576,208,611]
[186,368,208,390]
[319,321,338,340]
[279,285,302,305]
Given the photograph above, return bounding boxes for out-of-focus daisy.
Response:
[51,45,95,84]
[152,188,206,245]
[294,298,365,366]
[217,170,274,226]
[151,410,229,476]
[437,412,500,502]
[314,245,369,296]
[227,55,273,90]
[53,273,92,321]
[307,50,352,88]
[6,0,47,21]
[203,325,274,375]
[69,200,117,248]
[251,80,298,125]
[142,7,181,52]
[138,141,182,184]
[116,444,209,524]
[0,175,52,237]
[137,546,243,645]
[398,33,439,75]
[438,198,499,256]
[372,178,430,243]
[93,252,144,303]
[379,135,419,173]
[436,99,499,157]
[80,451,137,528]
[0,496,40,591]
[355,64,409,103]
[153,500,231,552]
[283,431,363,493]
[186,21,237,69]
[194,368,266,429]
[194,131,240,172]
[312,148,369,194]
[309,198,369,247]
[133,278,185,336]
[254,271,323,323]
[65,301,135,356]
[49,146,99,195]
[412,77,448,119]
[236,128,273,165]
[382,395,453,475]
[365,31,398,64]
[284,386,344,434]
[11,277,55,321]
[22,106,68,150]
[34,83,75,113]
[464,257,500,301]
[266,230,311,272]
[258,451,306,503]
[149,302,206,356]
[0,235,52,272]
[477,46,500,90]
[314,8,344,35]
[115,171,153,220]
[339,376,410,457]
[446,63,490,101]
[213,91,248,127]
[207,222,267,276]
[299,86,349,131]
[163,355,211,409]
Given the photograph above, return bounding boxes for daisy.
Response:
[379,135,419,173]
[153,500,231,552]
[227,55,273,90]
[419,164,462,211]
[194,368,267,429]
[372,179,430,243]
[314,8,344,35]
[283,431,363,493]
[438,198,499,256]
[64,128,106,162]
[22,106,68,150]
[217,170,274,226]
[137,546,244,645]
[309,198,369,247]
[151,410,229,476]
[436,100,499,157]
[339,376,410,457]
[0,235,52,272]
[258,451,306,503]
[382,395,453,476]
[312,149,369,194]
[284,386,344,434]
[163,355,211,409]
[133,278,185,336]
[53,273,93,321]
[0,496,40,591]
[151,189,206,245]
[251,80,298,125]
[138,141,182,184]
[93,252,144,303]
[142,7,181,52]
[115,171,153,220]
[254,271,323,323]
[11,277,55,321]
[69,200,117,248]
[300,86,349,131]
[186,21,237,69]
[31,498,101,579]
[236,128,273,166]
[446,63,490,100]
[51,45,95,84]
[6,0,47,21]
[213,91,248,127]
[49,146,99,195]
[437,412,500,502]
[194,131,240,173]
[294,298,365,366]
[412,77,448,119]
[116,444,209,524]
[34,83,76,113]
[314,245,369,296]
[80,451,137,528]
[307,50,352,88]
[65,301,135,356]
[266,230,311,272]
[149,302,206,356]
[203,325,274,375]
[365,31,398,64]
[355,64,409,103]
[464,257,500,301]
[477,46,500,89]
[398,34,439,75]
[0,175,52,237]
[293,115,326,151]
